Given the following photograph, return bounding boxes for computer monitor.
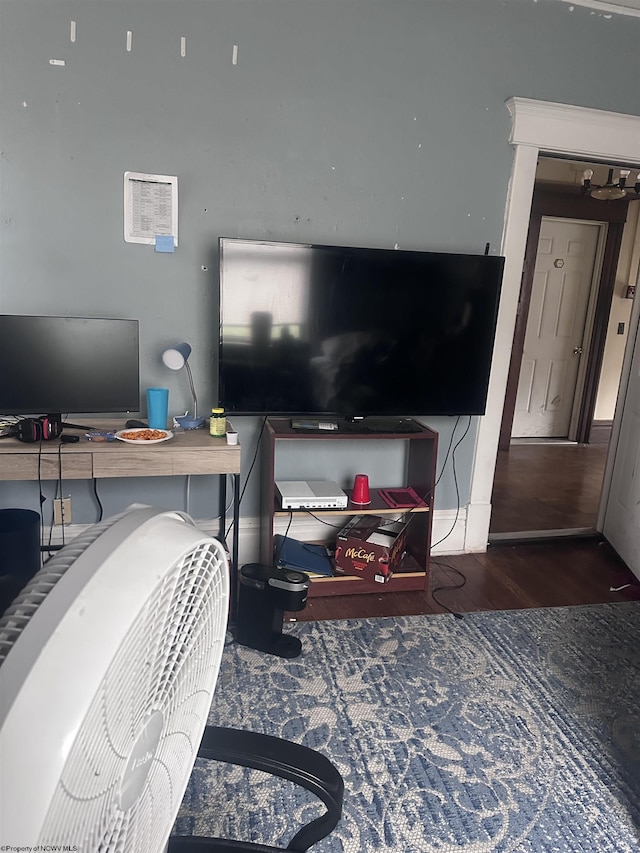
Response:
[0,315,140,415]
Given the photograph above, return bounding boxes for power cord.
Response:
[57,441,66,548]
[434,414,462,488]
[92,478,104,522]
[430,415,471,550]
[274,510,294,566]
[305,510,348,529]
[430,558,467,619]
[37,439,47,560]
[46,452,62,556]
[225,416,267,541]
[428,416,471,617]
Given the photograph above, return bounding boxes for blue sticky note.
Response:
[155,235,175,253]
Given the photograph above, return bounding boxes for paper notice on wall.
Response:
[124,172,178,246]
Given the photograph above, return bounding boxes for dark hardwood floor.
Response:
[292,538,640,621]
[490,441,608,534]
[289,441,639,622]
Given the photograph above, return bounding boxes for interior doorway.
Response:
[490,157,639,540]
[512,216,606,440]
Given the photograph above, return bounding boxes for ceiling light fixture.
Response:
[581,168,640,201]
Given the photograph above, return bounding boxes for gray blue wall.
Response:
[1,0,639,527]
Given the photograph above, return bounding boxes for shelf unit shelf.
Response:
[261,418,438,597]
[273,487,431,518]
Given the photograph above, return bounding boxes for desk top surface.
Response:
[0,422,241,479]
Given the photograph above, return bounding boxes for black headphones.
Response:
[13,414,63,443]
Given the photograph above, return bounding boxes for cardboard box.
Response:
[334,515,408,584]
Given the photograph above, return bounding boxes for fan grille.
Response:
[36,535,228,851]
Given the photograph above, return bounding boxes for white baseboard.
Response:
[46,505,475,565]
[463,501,493,553]
[431,508,469,555]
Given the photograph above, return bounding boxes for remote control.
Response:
[291,419,339,431]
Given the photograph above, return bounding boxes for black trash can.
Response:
[236,563,309,658]
[0,508,41,616]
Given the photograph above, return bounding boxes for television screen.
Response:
[219,238,504,417]
[0,315,140,415]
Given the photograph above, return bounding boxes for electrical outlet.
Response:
[54,497,72,525]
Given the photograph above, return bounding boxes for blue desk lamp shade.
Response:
[162,342,192,371]
[162,342,204,426]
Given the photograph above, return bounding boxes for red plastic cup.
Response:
[352,473,371,504]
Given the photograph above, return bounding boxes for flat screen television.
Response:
[218,238,504,418]
[0,315,140,415]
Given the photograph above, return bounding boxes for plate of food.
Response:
[114,428,173,444]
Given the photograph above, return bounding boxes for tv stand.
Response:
[261,417,438,597]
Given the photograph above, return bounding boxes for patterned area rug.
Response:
[174,603,640,852]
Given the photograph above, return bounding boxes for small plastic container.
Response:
[85,431,116,442]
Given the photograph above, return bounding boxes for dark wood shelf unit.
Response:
[260,418,438,597]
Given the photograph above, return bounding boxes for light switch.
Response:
[617,322,625,335]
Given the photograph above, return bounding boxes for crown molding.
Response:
[506,98,640,165]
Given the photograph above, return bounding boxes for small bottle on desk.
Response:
[209,407,226,437]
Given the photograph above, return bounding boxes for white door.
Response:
[512,218,603,438]
[602,315,640,580]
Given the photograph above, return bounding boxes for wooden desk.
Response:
[0,426,242,611]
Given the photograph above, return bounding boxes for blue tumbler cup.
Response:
[146,387,169,430]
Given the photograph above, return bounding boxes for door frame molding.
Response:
[465,97,640,552]
[499,190,628,450]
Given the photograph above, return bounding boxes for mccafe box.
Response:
[334,515,408,584]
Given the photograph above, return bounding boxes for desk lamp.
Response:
[161,342,205,429]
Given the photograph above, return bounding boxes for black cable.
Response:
[274,510,294,566]
[46,460,60,557]
[304,510,348,529]
[421,417,473,615]
[60,442,66,546]
[431,415,471,551]
[225,416,267,541]
[434,414,462,488]
[37,439,46,560]
[430,558,467,619]
[92,478,104,522]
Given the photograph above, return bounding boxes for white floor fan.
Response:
[0,506,343,852]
